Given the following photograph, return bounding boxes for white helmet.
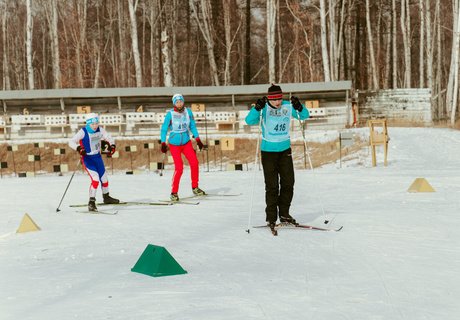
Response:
[85,113,99,124]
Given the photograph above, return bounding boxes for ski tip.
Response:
[336,226,343,231]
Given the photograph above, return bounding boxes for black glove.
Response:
[108,144,116,157]
[291,96,303,112]
[76,146,87,156]
[254,97,267,111]
[161,142,168,153]
[196,138,204,151]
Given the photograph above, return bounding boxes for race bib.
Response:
[87,131,103,155]
[171,110,190,133]
[263,105,292,142]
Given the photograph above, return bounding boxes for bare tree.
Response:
[328,0,336,81]
[26,0,34,89]
[146,0,161,86]
[38,18,47,88]
[161,30,173,86]
[92,2,103,88]
[128,0,143,87]
[319,0,331,81]
[392,0,397,88]
[285,0,313,81]
[418,0,425,88]
[41,0,62,88]
[384,5,392,88]
[72,0,88,88]
[335,0,347,81]
[276,0,282,82]
[51,0,62,88]
[365,0,378,89]
[117,0,127,86]
[449,0,460,126]
[157,0,174,86]
[222,0,241,85]
[425,0,432,90]
[400,0,411,88]
[1,2,10,90]
[266,0,277,83]
[190,0,220,86]
[0,0,458,112]
[244,0,251,84]
[170,0,179,85]
[447,0,459,117]
[435,0,443,119]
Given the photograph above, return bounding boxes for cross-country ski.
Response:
[253,222,343,233]
[75,209,118,215]
[69,201,173,208]
[157,199,200,205]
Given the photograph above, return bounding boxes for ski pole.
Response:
[56,159,82,212]
[296,113,329,224]
[246,110,263,233]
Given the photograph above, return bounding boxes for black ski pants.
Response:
[261,148,295,223]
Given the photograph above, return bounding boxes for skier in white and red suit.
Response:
[69,113,119,211]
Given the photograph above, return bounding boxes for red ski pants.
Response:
[169,141,199,193]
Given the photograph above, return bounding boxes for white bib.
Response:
[86,130,103,155]
[171,109,190,133]
[263,104,292,142]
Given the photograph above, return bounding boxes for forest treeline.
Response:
[1,0,459,122]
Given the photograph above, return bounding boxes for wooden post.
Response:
[192,103,209,172]
[368,119,389,167]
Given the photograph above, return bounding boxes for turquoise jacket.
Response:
[245,100,309,152]
[160,108,200,146]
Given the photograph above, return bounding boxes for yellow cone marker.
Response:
[16,213,41,233]
[407,178,435,193]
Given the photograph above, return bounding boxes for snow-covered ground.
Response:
[1,127,460,320]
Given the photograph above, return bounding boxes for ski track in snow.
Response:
[1,127,460,319]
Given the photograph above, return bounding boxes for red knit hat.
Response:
[267,84,283,100]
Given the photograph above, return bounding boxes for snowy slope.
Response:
[1,127,460,320]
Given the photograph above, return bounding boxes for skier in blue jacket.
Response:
[245,84,309,230]
[160,94,205,201]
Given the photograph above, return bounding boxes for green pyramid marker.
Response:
[131,244,187,277]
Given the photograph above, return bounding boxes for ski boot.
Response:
[170,193,179,202]
[280,215,298,226]
[268,222,278,236]
[103,192,120,204]
[192,187,206,196]
[88,197,97,212]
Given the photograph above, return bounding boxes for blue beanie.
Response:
[172,93,184,105]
